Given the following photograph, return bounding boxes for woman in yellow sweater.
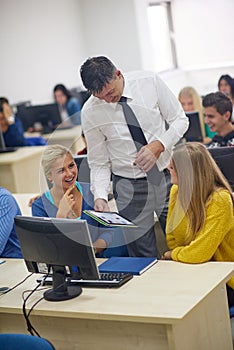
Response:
[163,142,234,307]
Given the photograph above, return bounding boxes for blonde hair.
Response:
[41,144,73,178]
[178,86,205,138]
[171,142,233,243]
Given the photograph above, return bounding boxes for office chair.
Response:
[208,147,234,191]
[230,306,234,318]
[0,334,55,350]
[74,154,90,183]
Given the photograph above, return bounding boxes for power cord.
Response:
[0,273,33,297]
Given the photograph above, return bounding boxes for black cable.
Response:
[0,272,33,297]
[22,282,42,336]
[21,267,52,337]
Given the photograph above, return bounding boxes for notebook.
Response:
[98,257,158,275]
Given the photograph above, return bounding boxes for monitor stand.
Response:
[43,265,82,302]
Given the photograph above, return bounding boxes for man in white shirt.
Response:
[80,56,188,257]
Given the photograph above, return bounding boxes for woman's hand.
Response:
[28,194,41,207]
[57,186,76,218]
[161,250,172,260]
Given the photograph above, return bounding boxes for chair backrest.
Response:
[208,147,234,191]
[0,334,55,350]
[74,154,90,182]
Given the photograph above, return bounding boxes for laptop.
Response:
[0,127,17,153]
[183,111,203,142]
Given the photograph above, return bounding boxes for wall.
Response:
[0,0,84,104]
[0,0,234,104]
[79,0,142,72]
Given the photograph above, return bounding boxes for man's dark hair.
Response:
[80,56,117,94]
[202,92,233,120]
[0,97,9,113]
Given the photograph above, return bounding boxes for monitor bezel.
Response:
[184,111,203,142]
[14,216,100,301]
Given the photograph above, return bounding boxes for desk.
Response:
[0,259,233,350]
[0,147,45,193]
[26,125,84,154]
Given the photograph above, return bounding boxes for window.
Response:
[147,2,177,72]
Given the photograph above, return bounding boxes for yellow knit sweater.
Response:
[166,185,234,289]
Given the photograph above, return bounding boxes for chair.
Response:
[0,333,55,350]
[230,306,234,318]
[208,146,234,191]
[74,154,90,183]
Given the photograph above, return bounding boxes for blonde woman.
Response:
[163,142,234,307]
[178,86,216,144]
[32,144,113,255]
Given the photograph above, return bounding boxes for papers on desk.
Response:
[98,257,157,275]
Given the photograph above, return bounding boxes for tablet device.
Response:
[83,210,137,227]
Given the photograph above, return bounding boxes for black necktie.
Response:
[118,96,163,186]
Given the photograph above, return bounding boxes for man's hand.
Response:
[94,198,110,212]
[134,140,164,173]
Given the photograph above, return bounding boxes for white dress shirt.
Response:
[81,70,188,201]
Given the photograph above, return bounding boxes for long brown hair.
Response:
[171,142,233,242]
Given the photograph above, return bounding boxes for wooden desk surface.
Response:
[0,147,45,193]
[0,146,45,165]
[0,259,233,324]
[1,259,233,349]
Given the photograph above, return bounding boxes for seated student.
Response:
[31,144,113,255]
[178,86,215,144]
[53,84,81,126]
[162,142,234,307]
[217,74,234,123]
[0,187,22,258]
[0,97,46,147]
[203,92,234,147]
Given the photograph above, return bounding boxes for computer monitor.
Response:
[207,146,234,191]
[183,112,203,142]
[14,216,100,301]
[16,103,62,133]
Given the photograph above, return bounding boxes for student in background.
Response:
[31,144,113,255]
[0,97,46,147]
[203,92,234,147]
[218,74,234,122]
[53,84,81,125]
[0,187,22,258]
[178,86,215,143]
[163,142,234,307]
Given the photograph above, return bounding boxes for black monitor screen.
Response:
[14,216,99,301]
[184,112,203,142]
[16,103,62,133]
[208,146,234,191]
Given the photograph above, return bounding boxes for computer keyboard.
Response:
[37,272,133,289]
